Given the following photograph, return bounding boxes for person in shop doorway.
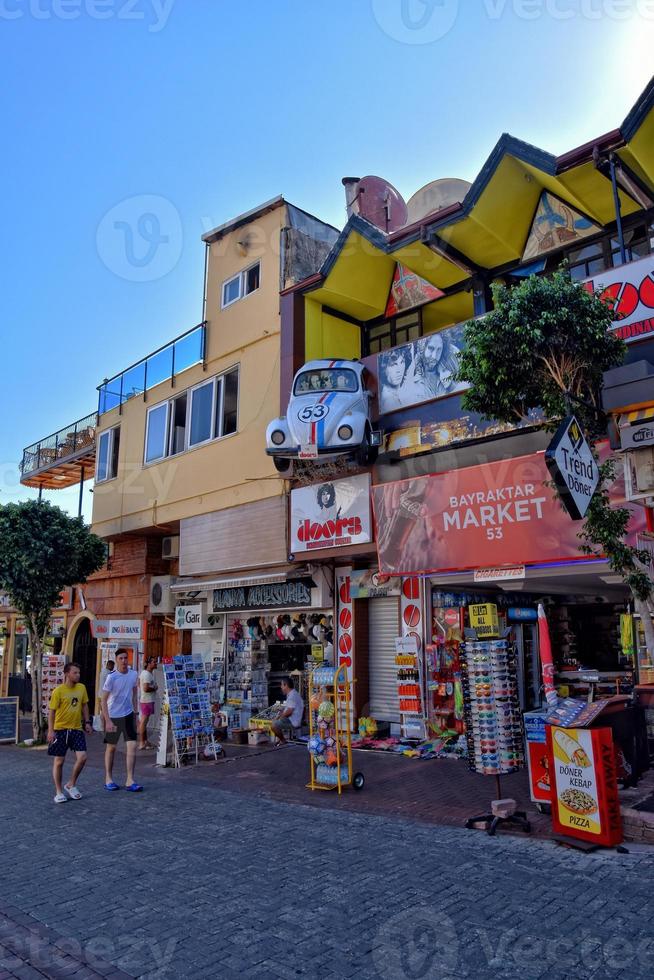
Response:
[101,649,142,792]
[138,655,158,750]
[271,677,304,746]
[98,659,115,700]
[47,662,92,804]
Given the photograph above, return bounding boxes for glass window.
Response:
[96,430,110,482]
[145,403,169,463]
[110,427,120,479]
[168,393,188,455]
[174,328,204,374]
[244,263,260,295]
[189,380,215,446]
[293,368,358,394]
[222,275,241,308]
[219,369,239,436]
[97,427,119,482]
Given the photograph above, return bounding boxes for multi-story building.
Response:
[278,76,654,736]
[17,197,338,715]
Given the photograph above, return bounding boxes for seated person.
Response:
[212,702,227,741]
[271,677,304,745]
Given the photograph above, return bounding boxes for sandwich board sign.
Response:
[545,416,599,520]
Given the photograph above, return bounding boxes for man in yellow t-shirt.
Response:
[47,662,92,804]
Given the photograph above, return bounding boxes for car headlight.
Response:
[271,430,286,446]
[338,425,353,440]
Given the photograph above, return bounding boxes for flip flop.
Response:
[65,786,82,800]
[104,782,121,791]
[125,783,143,792]
[53,792,67,804]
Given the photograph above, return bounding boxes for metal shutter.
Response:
[368,597,400,723]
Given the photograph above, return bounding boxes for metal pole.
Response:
[38,485,43,501]
[609,155,627,265]
[78,466,85,519]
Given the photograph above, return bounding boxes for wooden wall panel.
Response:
[180,496,288,576]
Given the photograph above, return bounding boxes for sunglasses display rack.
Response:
[161,655,218,767]
[460,637,531,836]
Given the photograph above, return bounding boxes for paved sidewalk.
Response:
[2,745,654,979]
[37,721,552,837]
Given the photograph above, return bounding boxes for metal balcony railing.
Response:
[20,412,98,478]
[97,321,206,415]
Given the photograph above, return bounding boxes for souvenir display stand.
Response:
[41,654,65,716]
[306,663,364,794]
[461,634,530,836]
[162,655,219,767]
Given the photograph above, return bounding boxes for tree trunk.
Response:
[634,596,654,675]
[27,618,47,743]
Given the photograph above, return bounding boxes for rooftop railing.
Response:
[97,322,206,415]
[20,411,98,478]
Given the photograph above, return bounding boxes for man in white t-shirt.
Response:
[271,677,304,746]
[138,656,158,750]
[101,649,141,792]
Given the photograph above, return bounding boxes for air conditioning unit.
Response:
[624,447,654,502]
[150,575,176,615]
[162,535,180,559]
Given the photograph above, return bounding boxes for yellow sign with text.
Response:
[469,603,499,638]
[551,726,602,836]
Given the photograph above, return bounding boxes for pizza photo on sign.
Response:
[559,788,598,816]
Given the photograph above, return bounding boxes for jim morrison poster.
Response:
[377,324,468,415]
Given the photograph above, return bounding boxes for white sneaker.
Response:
[54,792,67,804]
[65,785,82,800]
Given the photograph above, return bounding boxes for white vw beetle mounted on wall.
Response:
[266,359,381,472]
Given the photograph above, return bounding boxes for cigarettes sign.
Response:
[372,452,588,575]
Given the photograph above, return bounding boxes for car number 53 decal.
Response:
[298,404,329,422]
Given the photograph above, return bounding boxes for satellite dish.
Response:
[354,176,408,233]
[406,178,471,224]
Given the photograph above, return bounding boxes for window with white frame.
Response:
[97,426,120,482]
[145,402,169,463]
[221,261,260,309]
[143,368,239,463]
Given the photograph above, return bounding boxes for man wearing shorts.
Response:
[138,655,158,750]
[101,649,142,792]
[47,662,91,804]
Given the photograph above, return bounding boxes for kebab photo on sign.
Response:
[456,266,654,661]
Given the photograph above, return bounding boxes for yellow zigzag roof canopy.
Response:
[305,75,654,322]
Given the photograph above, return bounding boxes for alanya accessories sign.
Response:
[290,474,372,553]
[212,579,313,612]
[545,416,599,521]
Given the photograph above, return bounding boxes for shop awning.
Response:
[171,569,313,593]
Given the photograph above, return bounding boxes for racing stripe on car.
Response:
[316,391,337,447]
[310,390,330,445]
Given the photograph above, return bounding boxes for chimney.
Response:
[342,177,361,218]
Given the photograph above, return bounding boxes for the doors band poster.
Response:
[377,324,468,415]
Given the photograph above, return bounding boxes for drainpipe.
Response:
[201,242,209,323]
[609,154,627,266]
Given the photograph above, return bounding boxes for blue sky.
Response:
[2,0,652,518]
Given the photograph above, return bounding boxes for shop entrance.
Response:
[512,623,540,711]
[73,619,97,714]
[368,597,400,724]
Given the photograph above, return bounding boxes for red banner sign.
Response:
[372,452,591,575]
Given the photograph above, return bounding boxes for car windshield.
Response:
[294,368,358,394]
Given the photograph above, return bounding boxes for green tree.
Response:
[457,268,654,656]
[0,500,106,741]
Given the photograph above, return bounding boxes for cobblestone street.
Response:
[1,745,654,979]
